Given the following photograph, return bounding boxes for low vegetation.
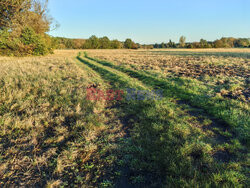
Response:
[1,49,249,187]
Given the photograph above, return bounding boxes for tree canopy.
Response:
[0,0,55,56]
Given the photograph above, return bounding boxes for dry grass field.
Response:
[0,49,249,187]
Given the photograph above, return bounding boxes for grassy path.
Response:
[76,53,248,187]
[85,54,249,143]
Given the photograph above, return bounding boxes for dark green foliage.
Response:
[154,37,250,49]
[167,40,176,48]
[99,36,111,49]
[110,39,122,49]
[234,38,250,48]
[87,35,99,49]
[54,35,124,50]
[160,42,166,48]
[0,27,52,56]
[124,38,138,49]
[0,29,9,49]
[0,0,54,56]
[80,35,120,49]
[124,38,133,49]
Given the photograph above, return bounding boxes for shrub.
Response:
[21,27,51,55]
[0,27,53,56]
[0,30,9,49]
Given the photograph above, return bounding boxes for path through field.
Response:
[0,50,248,187]
[75,52,249,187]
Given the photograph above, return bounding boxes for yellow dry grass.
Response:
[0,51,121,186]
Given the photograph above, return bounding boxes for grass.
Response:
[0,49,249,187]
[79,52,249,187]
[150,51,250,58]
[85,53,250,143]
[0,53,124,187]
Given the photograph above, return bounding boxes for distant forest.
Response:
[53,36,140,50]
[54,36,250,50]
[154,36,250,49]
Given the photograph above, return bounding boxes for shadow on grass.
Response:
[85,55,250,144]
[77,55,234,187]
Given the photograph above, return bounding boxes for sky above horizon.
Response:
[48,0,250,44]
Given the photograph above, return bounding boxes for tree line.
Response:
[53,36,141,49]
[54,35,250,50]
[154,36,250,49]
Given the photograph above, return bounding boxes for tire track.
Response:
[83,54,247,162]
[76,53,248,187]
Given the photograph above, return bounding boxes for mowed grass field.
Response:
[0,49,249,187]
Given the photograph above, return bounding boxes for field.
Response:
[0,49,249,187]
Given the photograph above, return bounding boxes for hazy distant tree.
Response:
[160,42,166,48]
[154,43,159,48]
[110,39,122,49]
[132,43,139,49]
[179,36,186,48]
[99,36,110,49]
[166,40,172,48]
[214,39,224,48]
[65,39,74,49]
[220,38,227,47]
[186,43,193,48]
[141,44,153,49]
[227,37,236,48]
[124,39,133,49]
[234,38,250,48]
[148,45,154,49]
[72,39,85,49]
[88,35,99,49]
[168,40,177,48]
[135,43,141,49]
[193,42,201,48]
[200,39,208,48]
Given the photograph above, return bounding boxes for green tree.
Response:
[124,38,133,49]
[179,36,186,48]
[214,39,224,48]
[160,42,166,48]
[0,0,31,30]
[99,36,110,49]
[200,39,208,48]
[89,35,99,49]
[234,38,250,47]
[0,0,55,56]
[110,39,122,49]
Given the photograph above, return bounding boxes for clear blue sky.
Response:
[48,0,250,44]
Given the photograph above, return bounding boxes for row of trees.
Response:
[154,36,250,49]
[53,35,140,49]
[0,0,55,56]
[55,35,250,50]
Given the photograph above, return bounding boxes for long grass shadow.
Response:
[85,55,250,144]
[77,55,228,187]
